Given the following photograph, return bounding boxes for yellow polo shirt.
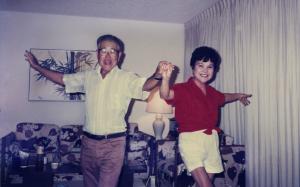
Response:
[63,66,149,135]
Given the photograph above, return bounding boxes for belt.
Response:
[83,131,126,141]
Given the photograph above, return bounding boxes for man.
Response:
[25,34,164,187]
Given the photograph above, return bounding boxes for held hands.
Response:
[157,61,174,80]
[237,93,252,106]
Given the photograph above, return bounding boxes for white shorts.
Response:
[178,130,223,173]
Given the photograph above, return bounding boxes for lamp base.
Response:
[152,114,165,140]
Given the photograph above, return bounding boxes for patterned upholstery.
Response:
[54,172,83,182]
[53,163,83,184]
[214,146,245,187]
[156,139,178,187]
[126,123,152,177]
[54,125,83,185]
[5,123,60,168]
[1,122,153,186]
[59,125,83,165]
[15,122,60,153]
[1,123,83,186]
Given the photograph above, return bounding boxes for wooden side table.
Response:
[23,167,53,187]
[7,165,54,187]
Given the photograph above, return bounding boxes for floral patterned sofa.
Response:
[125,123,153,181]
[156,135,245,187]
[1,122,83,186]
[1,122,153,187]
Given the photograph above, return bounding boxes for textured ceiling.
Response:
[0,0,220,23]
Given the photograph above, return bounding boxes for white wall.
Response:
[0,11,184,137]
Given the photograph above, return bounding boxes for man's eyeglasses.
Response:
[98,48,119,56]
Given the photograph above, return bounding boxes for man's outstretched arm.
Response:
[25,50,65,86]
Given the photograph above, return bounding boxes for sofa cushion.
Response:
[59,125,83,165]
[15,122,60,153]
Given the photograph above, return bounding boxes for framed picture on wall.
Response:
[28,48,98,101]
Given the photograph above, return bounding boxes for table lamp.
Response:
[146,88,173,140]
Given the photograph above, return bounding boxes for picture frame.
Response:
[28,48,98,101]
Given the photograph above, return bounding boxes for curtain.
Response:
[184,0,300,186]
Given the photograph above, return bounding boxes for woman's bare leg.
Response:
[191,167,213,187]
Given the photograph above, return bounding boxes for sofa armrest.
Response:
[2,132,16,145]
[1,132,16,186]
[125,130,153,175]
[1,132,16,162]
[219,145,245,187]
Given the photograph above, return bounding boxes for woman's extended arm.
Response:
[224,93,252,106]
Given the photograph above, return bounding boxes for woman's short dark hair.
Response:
[190,46,222,72]
[96,34,125,52]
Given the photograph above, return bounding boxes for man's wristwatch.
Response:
[154,77,162,80]
[153,72,162,80]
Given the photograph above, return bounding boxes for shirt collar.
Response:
[187,77,202,89]
[96,65,120,78]
[187,77,209,93]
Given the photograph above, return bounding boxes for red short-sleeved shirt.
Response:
[166,77,225,134]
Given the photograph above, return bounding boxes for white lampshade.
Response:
[146,88,173,114]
